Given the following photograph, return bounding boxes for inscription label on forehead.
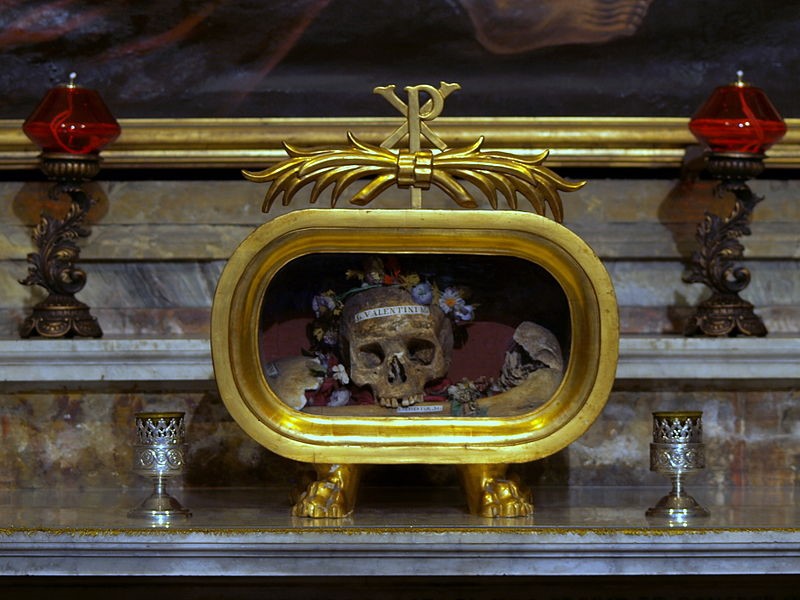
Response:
[354,304,430,323]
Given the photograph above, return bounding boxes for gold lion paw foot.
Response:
[292,479,352,518]
[478,478,533,518]
[291,464,360,518]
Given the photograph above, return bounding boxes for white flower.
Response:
[332,363,349,385]
[438,287,464,314]
[453,302,475,322]
[312,293,336,317]
[411,281,434,305]
[328,388,351,407]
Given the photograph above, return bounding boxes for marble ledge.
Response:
[1,486,799,577]
[0,335,799,385]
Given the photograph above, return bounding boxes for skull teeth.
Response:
[378,394,423,408]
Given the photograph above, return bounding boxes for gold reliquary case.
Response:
[211,83,619,518]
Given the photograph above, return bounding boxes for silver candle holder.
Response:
[646,411,709,520]
[128,412,191,521]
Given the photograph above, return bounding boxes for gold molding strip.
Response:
[1,117,798,170]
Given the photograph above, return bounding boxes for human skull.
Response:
[340,286,453,408]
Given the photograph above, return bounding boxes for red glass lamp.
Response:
[19,73,120,338]
[23,72,120,156]
[689,70,786,155]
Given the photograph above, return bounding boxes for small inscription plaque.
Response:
[354,304,430,323]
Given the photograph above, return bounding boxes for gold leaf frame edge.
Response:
[2,117,799,170]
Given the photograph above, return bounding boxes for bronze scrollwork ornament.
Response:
[683,153,767,337]
[19,154,103,338]
[212,82,619,518]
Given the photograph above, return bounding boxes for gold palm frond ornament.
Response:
[243,82,585,220]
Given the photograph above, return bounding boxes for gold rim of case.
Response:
[211,209,619,464]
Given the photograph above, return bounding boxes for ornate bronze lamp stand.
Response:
[19,73,120,338]
[683,72,786,337]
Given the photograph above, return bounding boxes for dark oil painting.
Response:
[1,0,797,119]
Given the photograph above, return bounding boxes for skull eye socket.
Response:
[358,343,385,368]
[408,339,436,365]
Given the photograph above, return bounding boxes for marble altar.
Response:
[2,486,799,578]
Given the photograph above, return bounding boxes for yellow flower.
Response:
[401,273,421,287]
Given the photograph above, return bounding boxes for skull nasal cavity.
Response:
[388,354,406,383]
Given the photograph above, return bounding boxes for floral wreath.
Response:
[303,256,478,410]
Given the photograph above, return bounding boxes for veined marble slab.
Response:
[0,335,798,383]
[616,335,800,380]
[0,337,213,383]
